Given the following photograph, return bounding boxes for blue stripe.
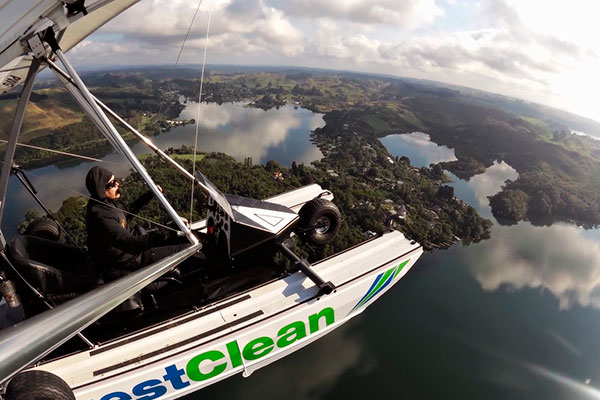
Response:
[367,267,396,301]
[352,272,383,312]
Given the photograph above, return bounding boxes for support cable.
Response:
[49,48,196,244]
[0,160,179,233]
[174,0,204,70]
[13,166,87,250]
[0,139,128,167]
[156,0,204,120]
[190,0,214,223]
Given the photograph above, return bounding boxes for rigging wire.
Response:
[0,139,128,167]
[0,159,178,233]
[2,0,210,238]
[174,0,204,70]
[156,0,204,118]
[190,0,214,223]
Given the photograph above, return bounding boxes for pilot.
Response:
[85,166,203,281]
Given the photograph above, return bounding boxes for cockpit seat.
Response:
[8,236,102,301]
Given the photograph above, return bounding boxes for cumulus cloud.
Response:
[85,0,304,62]
[284,0,443,28]
[312,25,381,63]
[72,0,600,121]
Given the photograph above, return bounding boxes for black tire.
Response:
[6,370,75,400]
[297,198,341,246]
[25,218,64,243]
[25,217,65,242]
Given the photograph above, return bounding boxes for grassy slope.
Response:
[13,67,600,225]
[0,89,82,140]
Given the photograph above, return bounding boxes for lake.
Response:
[1,102,323,240]
[193,132,600,399]
[5,115,600,399]
[379,131,457,167]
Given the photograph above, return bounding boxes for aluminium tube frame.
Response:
[0,243,201,386]
[48,51,197,245]
[46,62,199,186]
[46,59,221,219]
[0,58,41,249]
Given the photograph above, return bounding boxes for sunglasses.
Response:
[105,180,119,190]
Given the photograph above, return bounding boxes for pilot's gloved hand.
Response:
[147,228,173,245]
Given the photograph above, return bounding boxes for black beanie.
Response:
[86,166,114,199]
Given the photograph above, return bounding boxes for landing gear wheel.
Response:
[6,370,75,400]
[25,217,64,243]
[297,198,341,246]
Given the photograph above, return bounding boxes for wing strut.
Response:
[0,243,201,386]
[41,34,197,245]
[0,58,41,249]
[45,58,235,219]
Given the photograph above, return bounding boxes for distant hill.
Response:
[31,63,600,134]
[9,64,600,227]
[0,88,81,140]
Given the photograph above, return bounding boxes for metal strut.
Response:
[0,244,201,386]
[0,59,41,249]
[46,58,220,210]
[278,242,335,296]
[42,33,197,245]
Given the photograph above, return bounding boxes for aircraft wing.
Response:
[0,0,139,94]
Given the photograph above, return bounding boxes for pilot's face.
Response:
[104,175,121,200]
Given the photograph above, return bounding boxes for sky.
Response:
[70,0,600,123]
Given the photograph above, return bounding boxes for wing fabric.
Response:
[0,0,139,94]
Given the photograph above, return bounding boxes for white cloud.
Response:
[285,0,443,28]
[81,0,304,63]
[72,0,600,122]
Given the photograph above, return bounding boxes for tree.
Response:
[436,185,454,200]
[265,160,280,172]
[489,189,530,221]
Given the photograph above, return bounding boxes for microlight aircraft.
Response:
[0,1,423,399]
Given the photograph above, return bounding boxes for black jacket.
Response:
[85,167,165,274]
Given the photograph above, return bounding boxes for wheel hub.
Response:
[315,217,330,234]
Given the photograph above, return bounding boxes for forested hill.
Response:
[9,66,600,229]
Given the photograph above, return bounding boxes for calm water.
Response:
[193,133,600,399]
[379,131,457,167]
[1,102,323,240]
[6,115,600,399]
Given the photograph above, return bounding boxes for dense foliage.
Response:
[19,66,600,253]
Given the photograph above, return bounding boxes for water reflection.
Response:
[444,160,600,312]
[379,131,457,167]
[445,160,600,311]
[460,222,600,310]
[200,322,369,400]
[177,102,323,165]
[1,102,323,240]
[447,161,518,219]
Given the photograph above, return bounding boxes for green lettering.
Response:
[276,321,307,348]
[308,307,335,334]
[226,340,243,368]
[242,336,274,360]
[186,350,226,381]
